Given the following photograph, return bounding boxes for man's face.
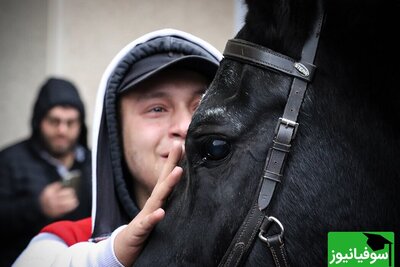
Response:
[120,69,207,200]
[40,106,81,157]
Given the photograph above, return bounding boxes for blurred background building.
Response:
[0,0,246,148]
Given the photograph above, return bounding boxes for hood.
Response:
[91,29,223,239]
[31,77,88,148]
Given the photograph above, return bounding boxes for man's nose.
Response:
[56,121,69,134]
[169,108,192,139]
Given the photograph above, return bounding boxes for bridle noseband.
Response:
[218,6,325,267]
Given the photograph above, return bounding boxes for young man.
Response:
[13,29,222,266]
[0,78,92,266]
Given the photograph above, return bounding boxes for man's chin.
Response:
[47,144,75,158]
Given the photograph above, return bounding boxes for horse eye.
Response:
[202,138,231,161]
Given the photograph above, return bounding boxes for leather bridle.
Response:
[217,5,325,267]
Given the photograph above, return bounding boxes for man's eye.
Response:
[48,118,59,125]
[151,107,165,112]
[192,101,201,113]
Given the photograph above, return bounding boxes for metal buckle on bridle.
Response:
[258,216,285,246]
[258,216,289,266]
[274,117,299,140]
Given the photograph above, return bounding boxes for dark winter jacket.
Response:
[0,78,92,266]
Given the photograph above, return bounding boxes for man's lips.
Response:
[50,136,71,146]
[52,137,69,143]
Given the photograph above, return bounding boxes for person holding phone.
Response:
[0,78,92,266]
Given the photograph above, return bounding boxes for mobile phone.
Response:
[62,170,81,191]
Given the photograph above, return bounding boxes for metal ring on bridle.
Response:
[258,216,285,244]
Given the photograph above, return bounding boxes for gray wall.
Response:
[0,0,245,149]
[0,0,48,148]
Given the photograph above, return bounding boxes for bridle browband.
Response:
[218,5,325,267]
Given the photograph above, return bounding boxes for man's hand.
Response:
[39,182,79,218]
[114,143,184,266]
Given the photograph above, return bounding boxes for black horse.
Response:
[135,0,400,265]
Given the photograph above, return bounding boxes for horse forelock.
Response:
[239,0,318,58]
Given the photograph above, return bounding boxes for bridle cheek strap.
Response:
[218,202,265,267]
[218,5,324,267]
[258,9,324,211]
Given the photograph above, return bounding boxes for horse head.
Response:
[135,0,400,265]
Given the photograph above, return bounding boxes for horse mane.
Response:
[238,0,399,64]
[237,0,399,119]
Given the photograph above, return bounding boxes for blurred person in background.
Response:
[0,77,92,266]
